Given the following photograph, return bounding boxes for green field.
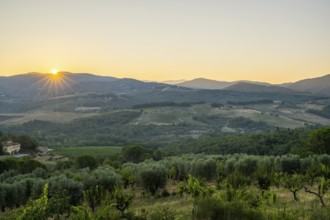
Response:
[53,146,122,158]
[133,104,307,129]
[0,112,100,125]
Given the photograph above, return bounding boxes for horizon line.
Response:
[0,71,329,85]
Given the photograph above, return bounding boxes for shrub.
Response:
[191,159,217,180]
[149,207,175,220]
[111,185,134,216]
[276,155,301,174]
[17,184,49,220]
[75,155,97,170]
[226,171,252,188]
[193,196,264,220]
[235,156,258,176]
[121,146,151,163]
[139,164,167,195]
[83,165,122,191]
[48,174,83,206]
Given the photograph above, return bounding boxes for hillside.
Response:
[2,72,329,98]
[174,74,330,96]
[0,72,173,98]
[224,82,298,94]
[287,74,330,96]
[177,78,233,89]
[176,78,272,90]
[0,72,330,146]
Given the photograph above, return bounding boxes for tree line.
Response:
[165,127,330,156]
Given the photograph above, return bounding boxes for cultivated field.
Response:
[131,104,309,130]
[0,112,100,125]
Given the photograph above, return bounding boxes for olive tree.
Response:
[138,164,167,195]
[281,173,306,201]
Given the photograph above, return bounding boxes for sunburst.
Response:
[51,69,58,75]
[30,71,76,98]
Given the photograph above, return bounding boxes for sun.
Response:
[51,69,58,75]
[30,68,75,98]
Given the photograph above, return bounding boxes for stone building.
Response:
[2,141,21,155]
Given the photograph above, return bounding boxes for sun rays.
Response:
[30,71,76,98]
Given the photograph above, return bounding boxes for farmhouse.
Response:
[2,140,21,155]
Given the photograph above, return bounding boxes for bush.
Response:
[191,159,217,180]
[19,159,46,174]
[17,184,48,220]
[121,146,151,163]
[235,157,258,176]
[139,165,167,195]
[48,174,83,206]
[83,165,122,191]
[226,171,252,188]
[194,196,264,220]
[75,155,97,170]
[276,155,301,174]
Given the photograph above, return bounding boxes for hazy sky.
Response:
[0,0,329,83]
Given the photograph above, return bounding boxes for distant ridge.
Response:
[161,79,187,85]
[177,78,271,90]
[0,72,173,98]
[224,82,297,94]
[60,72,118,82]
[286,74,330,96]
[177,78,233,89]
[174,74,330,96]
[1,72,329,97]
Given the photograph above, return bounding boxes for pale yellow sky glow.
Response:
[0,0,329,83]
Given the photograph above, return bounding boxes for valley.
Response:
[1,72,330,220]
[1,73,327,150]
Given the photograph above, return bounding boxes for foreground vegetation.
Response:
[1,152,330,219]
[0,126,329,219]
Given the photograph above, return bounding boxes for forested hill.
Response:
[164,129,308,156]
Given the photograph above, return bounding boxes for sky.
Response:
[0,0,329,83]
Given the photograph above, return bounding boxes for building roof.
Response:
[2,140,20,147]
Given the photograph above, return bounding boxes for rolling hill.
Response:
[1,71,330,147]
[175,74,330,96]
[224,82,298,94]
[286,74,330,96]
[177,78,233,89]
[177,78,272,90]
[0,72,173,98]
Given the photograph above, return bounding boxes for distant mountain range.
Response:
[175,74,330,96]
[224,82,296,94]
[0,72,329,99]
[177,78,233,89]
[0,72,175,98]
[161,79,187,85]
[176,78,271,90]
